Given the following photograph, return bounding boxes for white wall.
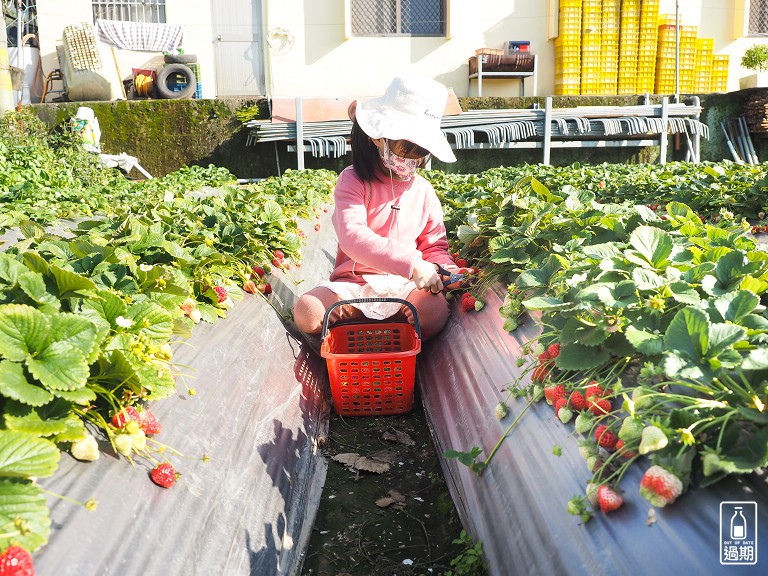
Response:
[262,0,554,98]
[35,0,216,99]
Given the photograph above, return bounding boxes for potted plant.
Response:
[740,43,768,89]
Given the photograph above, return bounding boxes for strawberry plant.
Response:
[0,111,337,559]
[433,165,768,520]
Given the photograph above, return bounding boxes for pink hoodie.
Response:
[330,166,454,284]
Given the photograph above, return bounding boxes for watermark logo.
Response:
[720,501,758,565]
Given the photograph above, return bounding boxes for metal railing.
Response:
[749,0,768,36]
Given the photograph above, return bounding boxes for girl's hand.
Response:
[412,260,444,294]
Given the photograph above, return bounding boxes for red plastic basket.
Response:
[320,298,422,416]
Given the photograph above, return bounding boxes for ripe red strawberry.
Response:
[543,383,566,404]
[243,280,258,294]
[554,396,567,414]
[111,406,140,428]
[532,364,550,383]
[546,343,561,358]
[537,351,551,362]
[138,410,162,435]
[150,462,177,488]
[568,390,588,411]
[314,223,321,231]
[0,545,34,576]
[455,258,468,268]
[597,485,623,513]
[258,283,273,295]
[588,397,612,416]
[461,294,476,312]
[586,381,607,399]
[213,286,228,303]
[615,439,635,459]
[273,250,285,260]
[639,465,684,507]
[251,266,266,278]
[594,425,618,451]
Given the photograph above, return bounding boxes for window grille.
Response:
[91,0,166,24]
[749,0,768,35]
[351,0,445,36]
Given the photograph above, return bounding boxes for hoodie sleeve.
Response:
[416,186,454,266]
[332,170,422,278]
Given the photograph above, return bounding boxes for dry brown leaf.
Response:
[332,452,361,467]
[382,429,415,446]
[395,431,415,446]
[382,431,398,443]
[354,457,390,474]
[370,449,398,464]
[375,496,395,508]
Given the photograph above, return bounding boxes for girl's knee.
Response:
[293,293,324,334]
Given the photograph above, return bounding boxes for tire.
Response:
[164,53,197,64]
[156,64,197,99]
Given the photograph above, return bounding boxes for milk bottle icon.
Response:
[731,507,747,540]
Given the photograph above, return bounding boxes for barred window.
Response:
[351,0,446,36]
[749,0,768,35]
[92,1,166,24]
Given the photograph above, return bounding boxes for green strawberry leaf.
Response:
[0,304,50,361]
[49,313,101,365]
[0,480,50,552]
[555,343,610,370]
[667,281,700,305]
[17,271,60,308]
[0,431,60,478]
[49,263,98,298]
[21,251,50,275]
[26,342,89,391]
[0,360,54,407]
[127,301,174,343]
[0,254,29,284]
[664,307,709,359]
[713,290,759,323]
[18,220,46,240]
[625,326,664,356]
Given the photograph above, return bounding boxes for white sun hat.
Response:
[354,76,457,163]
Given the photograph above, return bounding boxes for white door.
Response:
[211,0,264,96]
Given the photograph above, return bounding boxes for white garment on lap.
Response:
[317,275,416,320]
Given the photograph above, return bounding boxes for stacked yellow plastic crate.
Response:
[637,0,660,93]
[711,55,729,92]
[618,0,642,94]
[694,38,714,93]
[654,15,697,94]
[600,0,621,94]
[581,0,603,94]
[555,0,583,95]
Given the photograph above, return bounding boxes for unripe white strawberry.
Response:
[71,433,100,461]
[131,430,147,452]
[474,300,485,312]
[114,434,133,457]
[494,402,509,420]
[557,406,573,423]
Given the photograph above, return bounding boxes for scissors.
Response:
[436,264,466,288]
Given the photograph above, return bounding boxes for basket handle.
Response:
[320,297,422,340]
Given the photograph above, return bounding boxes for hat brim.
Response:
[355,97,457,163]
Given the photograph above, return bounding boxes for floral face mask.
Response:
[379,140,424,180]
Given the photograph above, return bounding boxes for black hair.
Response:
[350,118,431,182]
[350,118,381,182]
